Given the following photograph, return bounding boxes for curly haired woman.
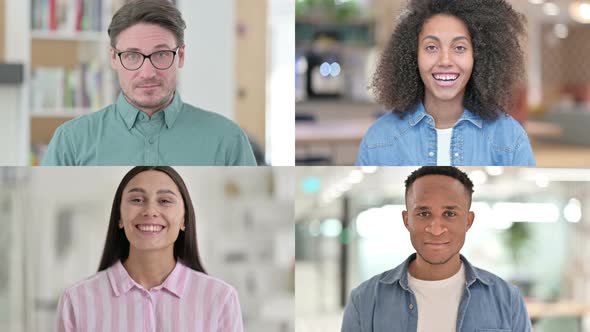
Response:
[356,0,535,166]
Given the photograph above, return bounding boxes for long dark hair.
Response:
[98,166,206,273]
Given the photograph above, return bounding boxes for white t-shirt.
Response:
[436,128,453,166]
[407,263,466,332]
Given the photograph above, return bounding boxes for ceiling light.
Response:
[553,23,569,39]
[543,2,560,16]
[570,1,590,23]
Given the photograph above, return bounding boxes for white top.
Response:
[407,263,466,332]
[436,128,453,165]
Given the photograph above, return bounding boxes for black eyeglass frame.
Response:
[115,46,181,71]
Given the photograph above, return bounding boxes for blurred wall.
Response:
[542,23,590,104]
[177,0,235,120]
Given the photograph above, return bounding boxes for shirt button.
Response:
[428,152,434,157]
[454,153,459,157]
[149,137,156,144]
[409,303,414,310]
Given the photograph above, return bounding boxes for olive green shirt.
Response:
[41,92,256,166]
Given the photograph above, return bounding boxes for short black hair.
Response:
[405,166,474,202]
[372,0,526,120]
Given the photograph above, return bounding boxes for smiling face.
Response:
[110,23,185,115]
[402,175,474,273]
[119,170,186,253]
[418,14,473,106]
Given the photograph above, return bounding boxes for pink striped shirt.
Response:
[56,260,244,332]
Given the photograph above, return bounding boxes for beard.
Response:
[124,87,174,112]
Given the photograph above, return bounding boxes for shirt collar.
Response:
[379,253,490,289]
[408,102,484,129]
[107,259,190,298]
[116,91,184,130]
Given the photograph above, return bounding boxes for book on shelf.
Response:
[31,145,48,166]
[31,63,104,114]
[32,0,103,33]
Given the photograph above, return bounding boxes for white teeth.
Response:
[138,225,163,232]
[433,74,458,81]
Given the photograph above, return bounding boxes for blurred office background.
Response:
[0,0,294,166]
[0,167,295,332]
[295,0,590,166]
[296,166,590,331]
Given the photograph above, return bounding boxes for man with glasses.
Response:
[42,0,256,165]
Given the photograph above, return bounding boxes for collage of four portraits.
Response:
[2,0,590,331]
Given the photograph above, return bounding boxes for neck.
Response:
[408,253,462,281]
[124,93,174,118]
[423,95,464,129]
[123,247,176,289]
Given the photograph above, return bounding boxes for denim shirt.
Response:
[356,103,536,166]
[342,254,532,332]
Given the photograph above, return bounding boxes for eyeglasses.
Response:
[116,47,180,71]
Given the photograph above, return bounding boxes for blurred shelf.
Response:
[31,30,106,42]
[31,109,90,118]
[527,300,590,319]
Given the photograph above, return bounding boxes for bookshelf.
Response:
[28,0,125,164]
[20,0,268,165]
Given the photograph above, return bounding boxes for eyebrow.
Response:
[121,44,174,52]
[127,188,177,196]
[414,205,460,210]
[421,35,470,43]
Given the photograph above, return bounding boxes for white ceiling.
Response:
[295,167,590,221]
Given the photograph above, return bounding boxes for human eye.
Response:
[155,51,170,58]
[425,45,438,52]
[417,211,430,217]
[159,196,176,205]
[123,52,140,61]
[129,197,144,204]
[454,45,468,53]
[443,210,457,217]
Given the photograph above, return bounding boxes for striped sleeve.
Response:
[218,287,244,332]
[56,289,76,332]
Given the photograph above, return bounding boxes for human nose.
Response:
[142,201,160,218]
[425,217,447,236]
[137,57,157,78]
[437,49,452,67]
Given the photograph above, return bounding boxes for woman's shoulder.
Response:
[482,112,528,138]
[183,267,238,296]
[363,111,415,145]
[61,269,109,295]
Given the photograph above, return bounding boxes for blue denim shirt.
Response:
[356,103,536,166]
[342,254,532,332]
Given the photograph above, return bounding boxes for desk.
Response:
[525,121,563,139]
[527,300,590,331]
[296,118,373,145]
[295,118,373,165]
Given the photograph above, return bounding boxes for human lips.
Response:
[135,224,165,234]
[136,82,161,89]
[424,240,450,247]
[432,73,460,87]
